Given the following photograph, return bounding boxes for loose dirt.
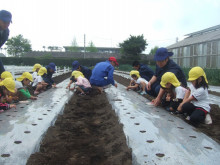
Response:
[27,75,132,165]
[114,74,220,144]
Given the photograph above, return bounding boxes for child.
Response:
[44,63,56,89]
[66,71,85,90]
[160,72,187,113]
[32,63,42,82]
[127,70,140,92]
[0,71,19,103]
[68,71,91,95]
[16,72,37,100]
[0,78,16,112]
[177,67,211,124]
[32,67,48,95]
[127,70,148,95]
[1,71,13,80]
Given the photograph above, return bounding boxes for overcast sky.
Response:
[2,0,220,53]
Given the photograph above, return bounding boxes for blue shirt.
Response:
[90,61,115,86]
[43,66,55,85]
[139,64,154,81]
[155,59,187,87]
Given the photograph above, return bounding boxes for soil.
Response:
[113,74,220,144]
[26,75,132,165]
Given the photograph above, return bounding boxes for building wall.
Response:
[23,51,122,59]
[170,40,220,69]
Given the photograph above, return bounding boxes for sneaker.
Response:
[204,114,212,124]
[137,90,142,93]
[140,91,147,95]
[185,116,190,121]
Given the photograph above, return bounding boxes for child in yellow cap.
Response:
[177,67,211,124]
[16,72,37,100]
[66,71,91,95]
[160,72,188,113]
[32,64,42,83]
[66,71,85,90]
[127,70,148,95]
[0,71,19,103]
[0,78,16,112]
[32,67,48,95]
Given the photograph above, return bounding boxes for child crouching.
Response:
[16,72,37,100]
[177,67,211,124]
[0,78,16,112]
[68,71,91,95]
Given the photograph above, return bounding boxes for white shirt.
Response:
[32,72,38,80]
[189,84,210,112]
[174,86,187,99]
[32,76,43,87]
[134,77,148,88]
[15,81,23,89]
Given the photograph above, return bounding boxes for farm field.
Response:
[1,70,220,164]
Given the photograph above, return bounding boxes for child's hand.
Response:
[66,86,70,89]
[10,104,16,109]
[52,83,57,88]
[177,103,183,111]
[30,96,37,100]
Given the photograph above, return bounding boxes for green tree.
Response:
[69,37,79,52]
[149,46,159,55]
[6,34,32,57]
[119,34,147,60]
[86,41,98,52]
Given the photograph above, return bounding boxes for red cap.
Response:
[108,57,119,66]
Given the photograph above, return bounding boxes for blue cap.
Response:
[72,61,80,71]
[154,48,173,61]
[0,10,12,23]
[48,62,56,71]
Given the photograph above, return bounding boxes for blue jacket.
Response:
[90,61,115,87]
[43,66,55,85]
[0,28,9,48]
[155,59,187,87]
[80,65,92,80]
[139,64,154,81]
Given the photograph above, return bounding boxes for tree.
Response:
[119,34,148,59]
[69,37,79,52]
[86,41,98,53]
[149,46,159,55]
[6,34,32,57]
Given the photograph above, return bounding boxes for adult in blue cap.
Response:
[0,10,12,48]
[72,61,92,80]
[146,47,187,106]
[43,62,57,89]
[0,10,12,75]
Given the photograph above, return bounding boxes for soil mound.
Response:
[27,92,132,165]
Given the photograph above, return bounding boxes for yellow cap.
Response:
[38,67,47,76]
[160,72,180,88]
[1,71,13,79]
[32,63,42,71]
[188,66,208,83]
[71,71,85,78]
[130,70,140,78]
[0,78,16,93]
[16,72,33,82]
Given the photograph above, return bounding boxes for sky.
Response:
[1,0,220,53]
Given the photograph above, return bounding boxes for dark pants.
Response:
[146,82,160,97]
[182,102,206,123]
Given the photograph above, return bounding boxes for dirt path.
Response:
[114,74,220,144]
[27,89,132,165]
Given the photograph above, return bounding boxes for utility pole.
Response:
[84,34,86,59]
